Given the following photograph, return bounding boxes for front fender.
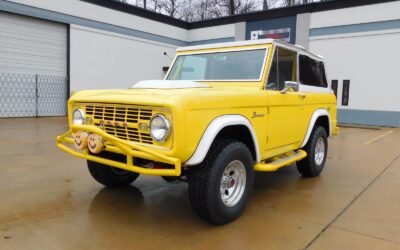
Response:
[184,115,260,166]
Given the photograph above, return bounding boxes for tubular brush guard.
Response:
[56,124,181,176]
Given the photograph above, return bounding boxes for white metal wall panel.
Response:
[70,25,176,91]
[309,1,400,29]
[309,30,400,112]
[0,12,67,117]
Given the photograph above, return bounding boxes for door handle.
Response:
[299,94,307,99]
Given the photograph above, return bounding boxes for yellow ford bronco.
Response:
[57,39,339,224]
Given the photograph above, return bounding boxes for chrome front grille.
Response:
[85,104,153,144]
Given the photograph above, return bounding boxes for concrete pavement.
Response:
[1,117,399,249]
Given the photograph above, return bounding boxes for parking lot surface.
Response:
[1,117,400,249]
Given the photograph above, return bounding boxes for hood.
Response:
[70,80,210,107]
[131,80,209,89]
[70,88,184,107]
[70,80,266,109]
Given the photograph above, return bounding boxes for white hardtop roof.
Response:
[177,39,323,60]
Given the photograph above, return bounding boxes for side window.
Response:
[266,47,297,90]
[299,55,328,87]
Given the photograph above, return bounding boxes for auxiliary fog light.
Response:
[74,131,88,150]
[88,133,104,154]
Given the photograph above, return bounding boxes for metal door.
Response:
[0,12,68,117]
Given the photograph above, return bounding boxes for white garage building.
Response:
[307,2,400,127]
[0,0,399,127]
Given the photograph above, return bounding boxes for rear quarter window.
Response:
[299,55,328,88]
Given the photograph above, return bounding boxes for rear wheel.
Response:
[297,126,328,177]
[87,152,139,188]
[187,140,254,225]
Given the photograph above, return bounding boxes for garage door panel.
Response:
[0,12,66,35]
[0,12,67,117]
[0,30,67,46]
[0,21,67,37]
[0,53,66,66]
[0,48,66,62]
[0,63,66,75]
[0,32,66,51]
[0,54,66,69]
[0,38,67,58]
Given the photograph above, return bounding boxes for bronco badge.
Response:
[252,112,265,118]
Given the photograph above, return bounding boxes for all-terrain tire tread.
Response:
[297,126,328,177]
[188,139,252,224]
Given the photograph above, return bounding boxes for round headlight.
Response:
[72,108,85,125]
[150,114,171,142]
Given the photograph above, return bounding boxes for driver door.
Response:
[265,46,306,156]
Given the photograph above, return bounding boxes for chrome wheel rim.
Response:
[220,160,247,207]
[315,137,325,166]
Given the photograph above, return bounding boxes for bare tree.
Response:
[213,0,260,16]
[188,0,224,21]
[181,1,195,21]
[157,0,186,18]
[237,0,259,14]
[151,0,160,12]
[280,0,320,7]
[213,0,240,16]
[135,0,148,9]
[117,0,325,21]
[263,0,269,10]
[280,0,295,7]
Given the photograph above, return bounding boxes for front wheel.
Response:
[297,126,328,177]
[187,140,254,225]
[87,152,139,188]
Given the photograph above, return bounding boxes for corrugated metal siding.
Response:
[0,12,68,117]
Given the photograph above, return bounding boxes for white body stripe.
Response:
[184,115,260,166]
[301,109,331,148]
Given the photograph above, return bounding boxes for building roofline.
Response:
[189,0,398,29]
[81,0,189,29]
[82,0,399,30]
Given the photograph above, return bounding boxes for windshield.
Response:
[166,49,267,81]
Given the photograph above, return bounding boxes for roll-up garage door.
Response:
[0,12,68,117]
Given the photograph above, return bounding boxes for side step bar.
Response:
[254,150,307,172]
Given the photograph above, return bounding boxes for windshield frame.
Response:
[165,47,269,82]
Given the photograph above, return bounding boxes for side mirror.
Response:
[280,81,299,94]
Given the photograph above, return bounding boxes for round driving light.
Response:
[72,108,85,125]
[150,114,171,142]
